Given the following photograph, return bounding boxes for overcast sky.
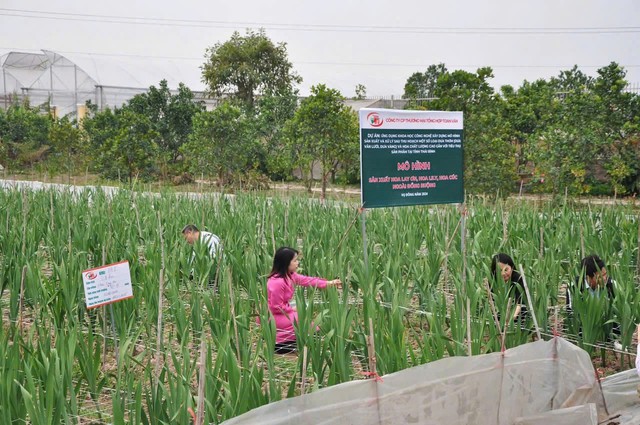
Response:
[1,0,639,97]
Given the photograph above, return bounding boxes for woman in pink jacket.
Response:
[267,247,341,354]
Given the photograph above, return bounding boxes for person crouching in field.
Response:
[490,253,528,326]
[266,247,341,354]
[566,254,620,348]
[182,224,223,290]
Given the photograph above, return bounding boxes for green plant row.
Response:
[0,188,638,423]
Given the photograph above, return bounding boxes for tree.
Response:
[253,88,299,179]
[354,84,367,100]
[108,110,159,183]
[429,67,495,113]
[181,102,254,186]
[403,65,517,194]
[527,63,640,195]
[592,63,640,194]
[0,100,51,166]
[202,29,301,110]
[281,84,359,199]
[48,117,85,178]
[126,80,204,177]
[500,79,560,183]
[403,63,447,100]
[82,107,121,179]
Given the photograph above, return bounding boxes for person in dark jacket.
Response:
[490,253,528,325]
[566,254,620,344]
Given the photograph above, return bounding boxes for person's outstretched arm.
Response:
[291,272,341,288]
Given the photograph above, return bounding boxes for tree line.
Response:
[0,29,638,197]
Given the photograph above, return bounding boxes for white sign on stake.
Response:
[82,260,134,309]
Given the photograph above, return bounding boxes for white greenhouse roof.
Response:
[0,49,206,115]
[46,50,205,90]
[0,49,204,91]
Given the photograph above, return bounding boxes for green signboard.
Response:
[359,109,464,208]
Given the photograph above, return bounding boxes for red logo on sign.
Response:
[367,112,384,127]
[86,272,97,280]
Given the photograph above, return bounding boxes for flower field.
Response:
[1,186,639,424]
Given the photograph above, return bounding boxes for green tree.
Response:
[403,63,447,102]
[0,100,51,166]
[253,89,299,179]
[281,84,359,199]
[127,80,204,176]
[181,102,254,186]
[48,117,85,178]
[202,29,302,110]
[404,65,517,194]
[82,107,121,179]
[354,84,367,100]
[500,79,559,178]
[464,101,518,195]
[527,63,640,195]
[592,63,640,194]
[108,110,159,183]
[429,67,495,113]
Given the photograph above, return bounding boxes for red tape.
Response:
[187,407,196,424]
[360,371,383,382]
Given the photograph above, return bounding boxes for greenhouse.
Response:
[0,49,211,117]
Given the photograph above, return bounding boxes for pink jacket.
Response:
[267,272,327,344]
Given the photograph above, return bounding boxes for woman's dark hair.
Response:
[269,247,299,278]
[491,253,515,280]
[580,254,605,278]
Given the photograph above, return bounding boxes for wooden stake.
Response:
[441,212,462,290]
[483,279,502,336]
[195,336,207,425]
[154,268,165,387]
[228,269,241,360]
[5,199,9,235]
[502,212,508,245]
[301,346,308,395]
[366,318,377,378]
[466,297,472,356]
[519,265,541,340]
[49,190,55,231]
[579,224,585,260]
[19,265,26,340]
[501,299,512,353]
[271,222,276,254]
[539,227,544,259]
[284,208,288,241]
[102,246,108,366]
[518,180,523,197]
[155,212,165,388]
[460,205,471,356]
[21,191,27,257]
[132,196,143,241]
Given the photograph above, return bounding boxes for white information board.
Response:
[82,260,134,309]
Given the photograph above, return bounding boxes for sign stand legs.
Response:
[460,204,472,356]
[361,208,369,277]
[109,304,119,369]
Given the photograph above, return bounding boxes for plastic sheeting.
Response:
[513,404,598,425]
[221,337,615,425]
[601,369,640,424]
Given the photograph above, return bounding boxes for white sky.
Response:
[1,0,639,97]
